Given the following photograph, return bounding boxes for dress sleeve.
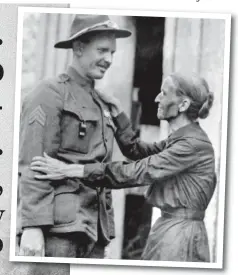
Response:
[18,80,63,229]
[84,138,198,189]
[113,112,166,160]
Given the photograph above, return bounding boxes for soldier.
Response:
[17,14,131,258]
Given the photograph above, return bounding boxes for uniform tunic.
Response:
[18,66,117,245]
[84,112,217,261]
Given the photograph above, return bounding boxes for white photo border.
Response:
[10,6,231,269]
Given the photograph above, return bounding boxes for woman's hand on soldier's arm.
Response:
[96,90,123,117]
[30,152,84,180]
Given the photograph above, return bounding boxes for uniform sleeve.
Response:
[18,80,63,229]
[84,139,198,189]
[113,112,166,160]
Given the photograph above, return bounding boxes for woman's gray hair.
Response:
[168,73,214,120]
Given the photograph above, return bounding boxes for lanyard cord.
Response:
[91,90,109,195]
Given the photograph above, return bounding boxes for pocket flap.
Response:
[63,101,83,120]
[63,102,99,122]
[80,107,99,122]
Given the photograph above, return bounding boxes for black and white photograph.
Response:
[10,7,230,269]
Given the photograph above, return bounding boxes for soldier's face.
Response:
[79,33,116,79]
[155,77,182,121]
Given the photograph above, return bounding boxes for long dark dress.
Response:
[84,113,216,262]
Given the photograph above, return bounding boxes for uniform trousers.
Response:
[44,232,105,258]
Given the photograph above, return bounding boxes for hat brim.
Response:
[54,28,131,49]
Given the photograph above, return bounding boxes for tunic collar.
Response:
[67,66,95,89]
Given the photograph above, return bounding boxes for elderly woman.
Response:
[31,73,216,262]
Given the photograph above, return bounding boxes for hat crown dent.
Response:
[70,14,111,37]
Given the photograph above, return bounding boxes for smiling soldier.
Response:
[17,14,131,258]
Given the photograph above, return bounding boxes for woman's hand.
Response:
[30,152,84,180]
[96,91,123,117]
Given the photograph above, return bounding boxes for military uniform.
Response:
[18,66,117,257]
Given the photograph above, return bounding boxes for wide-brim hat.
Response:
[54,14,132,49]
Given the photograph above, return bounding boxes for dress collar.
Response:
[168,121,209,143]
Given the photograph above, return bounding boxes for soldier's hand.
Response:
[19,227,45,256]
[96,91,123,117]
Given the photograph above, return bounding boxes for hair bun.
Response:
[198,92,214,119]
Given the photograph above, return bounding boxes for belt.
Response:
[161,208,205,221]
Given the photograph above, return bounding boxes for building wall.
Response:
[21,13,74,103]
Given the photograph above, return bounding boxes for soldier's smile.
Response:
[97,65,107,73]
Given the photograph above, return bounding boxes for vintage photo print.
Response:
[10,7,231,269]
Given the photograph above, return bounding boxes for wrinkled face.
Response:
[155,77,182,121]
[78,33,116,80]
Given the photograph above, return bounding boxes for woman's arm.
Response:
[83,138,198,189]
[113,112,167,160]
[96,91,166,160]
[31,139,198,190]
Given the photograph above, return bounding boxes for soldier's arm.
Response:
[113,112,167,160]
[19,80,63,230]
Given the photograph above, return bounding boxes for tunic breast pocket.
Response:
[61,104,99,154]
